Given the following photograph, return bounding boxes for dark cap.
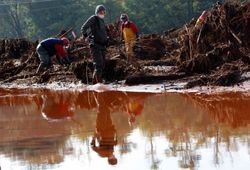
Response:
[95,5,106,15]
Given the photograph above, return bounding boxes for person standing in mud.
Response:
[90,92,118,165]
[81,5,108,83]
[120,13,139,62]
[36,37,71,73]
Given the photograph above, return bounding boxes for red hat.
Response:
[62,37,70,46]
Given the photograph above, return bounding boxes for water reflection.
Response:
[41,92,75,121]
[91,92,118,165]
[0,89,249,170]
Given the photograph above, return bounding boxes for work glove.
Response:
[56,56,64,65]
[56,56,71,65]
[64,56,72,64]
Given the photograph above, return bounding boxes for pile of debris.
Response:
[0,1,249,88]
[123,1,250,86]
[175,2,250,87]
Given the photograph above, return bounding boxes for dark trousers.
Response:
[36,44,51,73]
[91,46,106,79]
[36,44,51,67]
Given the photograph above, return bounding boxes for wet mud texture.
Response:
[0,1,249,87]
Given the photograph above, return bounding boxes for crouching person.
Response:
[36,37,70,73]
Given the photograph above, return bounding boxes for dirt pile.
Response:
[0,1,249,87]
[125,1,250,86]
[0,39,38,81]
[0,39,34,59]
[175,2,250,87]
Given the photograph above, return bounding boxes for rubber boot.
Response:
[96,75,103,83]
[36,63,45,74]
[92,71,103,84]
[92,71,97,84]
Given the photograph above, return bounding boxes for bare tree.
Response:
[1,0,24,37]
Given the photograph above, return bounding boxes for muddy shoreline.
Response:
[0,2,249,91]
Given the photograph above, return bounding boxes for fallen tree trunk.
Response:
[125,73,186,85]
[139,58,176,66]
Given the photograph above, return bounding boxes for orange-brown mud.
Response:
[0,1,249,89]
[0,89,250,169]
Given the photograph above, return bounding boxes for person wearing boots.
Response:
[120,13,139,62]
[81,5,108,84]
[36,37,70,73]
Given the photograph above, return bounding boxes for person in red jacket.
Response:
[120,14,139,62]
[126,98,144,125]
[36,37,70,73]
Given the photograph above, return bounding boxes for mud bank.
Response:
[0,1,249,90]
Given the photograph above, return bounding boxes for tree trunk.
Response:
[3,1,24,37]
[10,3,23,37]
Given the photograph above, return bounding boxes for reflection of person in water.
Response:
[126,98,144,125]
[40,92,75,121]
[91,92,118,165]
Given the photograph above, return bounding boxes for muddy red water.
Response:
[0,89,249,170]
